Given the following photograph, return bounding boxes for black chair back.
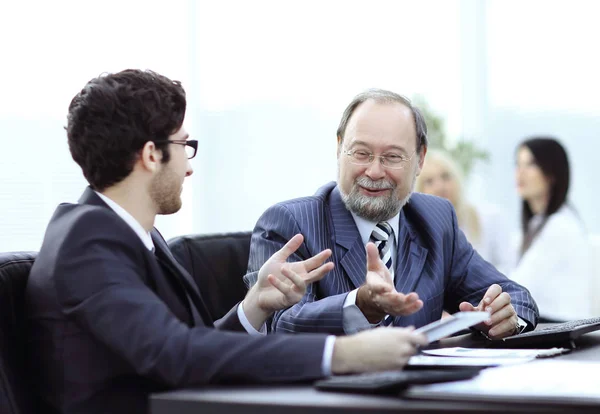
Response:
[0,252,38,414]
[168,232,252,322]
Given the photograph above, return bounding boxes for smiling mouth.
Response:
[359,186,391,196]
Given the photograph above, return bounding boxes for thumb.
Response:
[459,301,476,312]
[366,242,382,271]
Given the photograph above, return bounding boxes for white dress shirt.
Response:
[509,205,594,321]
[342,212,400,334]
[94,192,335,375]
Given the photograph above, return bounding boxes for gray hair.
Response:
[336,89,428,151]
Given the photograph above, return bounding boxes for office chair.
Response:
[168,232,252,322]
[0,252,41,414]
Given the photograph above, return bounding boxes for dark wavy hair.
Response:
[66,69,187,191]
[518,137,570,255]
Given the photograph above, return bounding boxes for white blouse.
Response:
[509,205,594,321]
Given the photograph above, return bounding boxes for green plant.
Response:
[412,95,490,177]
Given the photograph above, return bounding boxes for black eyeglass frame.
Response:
[153,139,198,159]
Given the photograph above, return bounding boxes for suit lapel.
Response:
[151,231,214,327]
[329,186,430,295]
[330,187,367,289]
[394,209,428,294]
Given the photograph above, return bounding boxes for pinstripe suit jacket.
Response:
[245,181,538,334]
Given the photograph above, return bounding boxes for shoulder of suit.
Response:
[53,202,139,242]
[408,192,454,212]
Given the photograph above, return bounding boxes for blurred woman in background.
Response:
[512,137,593,322]
[416,149,511,273]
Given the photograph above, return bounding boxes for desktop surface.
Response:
[150,330,600,414]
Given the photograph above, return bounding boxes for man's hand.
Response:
[331,327,428,374]
[243,234,334,329]
[356,242,423,323]
[459,284,518,339]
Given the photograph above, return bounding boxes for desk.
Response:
[150,331,600,414]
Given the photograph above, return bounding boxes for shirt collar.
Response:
[350,211,400,245]
[94,191,155,251]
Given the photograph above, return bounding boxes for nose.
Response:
[515,164,523,178]
[364,159,386,180]
[185,160,194,177]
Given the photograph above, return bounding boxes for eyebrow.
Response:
[349,140,409,153]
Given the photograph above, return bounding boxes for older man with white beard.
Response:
[245,89,538,338]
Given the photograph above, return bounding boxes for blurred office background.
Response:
[1,0,599,252]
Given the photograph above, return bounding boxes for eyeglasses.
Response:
[343,148,416,170]
[154,139,198,159]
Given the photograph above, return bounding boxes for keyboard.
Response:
[314,369,480,394]
[496,317,600,348]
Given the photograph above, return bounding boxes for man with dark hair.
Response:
[246,89,539,337]
[26,72,426,414]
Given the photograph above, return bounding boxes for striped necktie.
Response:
[370,222,393,271]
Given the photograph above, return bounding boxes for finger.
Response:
[304,261,334,284]
[401,299,423,315]
[376,292,419,315]
[402,292,420,305]
[280,266,306,291]
[459,301,477,312]
[395,328,428,347]
[488,316,517,339]
[373,291,405,308]
[487,303,516,326]
[369,277,394,295]
[267,274,291,294]
[387,296,423,316]
[411,332,429,346]
[366,242,384,271]
[484,292,512,314]
[480,284,502,308]
[275,234,304,261]
[300,249,333,272]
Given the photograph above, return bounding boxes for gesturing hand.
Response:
[252,234,334,313]
[356,242,423,323]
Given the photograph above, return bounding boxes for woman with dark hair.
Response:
[511,137,593,322]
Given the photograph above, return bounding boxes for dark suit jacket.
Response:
[26,188,327,414]
[245,182,539,334]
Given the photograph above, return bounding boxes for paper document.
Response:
[408,354,533,367]
[414,312,490,343]
[405,360,600,405]
[421,347,570,358]
[409,347,570,367]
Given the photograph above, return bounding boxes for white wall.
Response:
[478,0,600,234]
[188,0,465,234]
[1,0,599,252]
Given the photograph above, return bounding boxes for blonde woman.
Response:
[416,149,511,273]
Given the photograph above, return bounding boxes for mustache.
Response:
[354,176,395,190]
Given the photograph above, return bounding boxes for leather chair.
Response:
[0,252,42,414]
[168,232,252,322]
[0,232,251,413]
